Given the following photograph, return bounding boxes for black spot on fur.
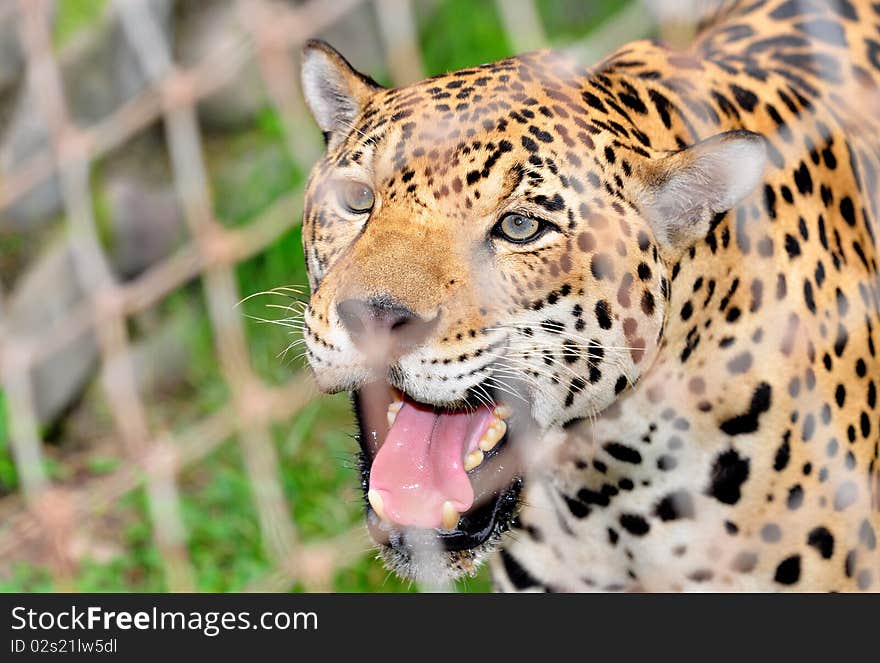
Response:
[648,89,673,128]
[595,300,613,329]
[529,126,553,143]
[500,549,540,590]
[520,136,539,153]
[706,449,750,505]
[719,383,772,435]
[807,526,834,559]
[532,193,565,212]
[774,555,801,585]
[603,442,642,464]
[774,432,791,471]
[793,161,813,195]
[562,494,590,519]
[730,84,758,112]
[839,196,856,226]
[654,491,696,521]
[619,513,650,536]
[787,484,804,510]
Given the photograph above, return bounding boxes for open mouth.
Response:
[353,383,523,553]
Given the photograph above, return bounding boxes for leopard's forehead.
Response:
[324,51,629,180]
[362,50,586,139]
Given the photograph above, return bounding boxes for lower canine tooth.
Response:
[368,489,388,521]
[478,419,507,451]
[387,401,404,427]
[441,501,460,529]
[464,449,484,471]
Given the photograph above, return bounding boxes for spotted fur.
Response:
[300,0,880,591]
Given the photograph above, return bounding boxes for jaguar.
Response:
[297,0,880,591]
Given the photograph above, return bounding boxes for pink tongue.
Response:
[369,400,493,529]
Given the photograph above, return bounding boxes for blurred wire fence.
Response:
[0,0,677,592]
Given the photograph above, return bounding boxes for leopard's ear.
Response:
[300,40,383,150]
[638,130,767,257]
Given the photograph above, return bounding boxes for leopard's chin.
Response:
[370,478,524,583]
[350,382,527,582]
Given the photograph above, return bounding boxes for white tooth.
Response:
[464,448,484,471]
[493,403,512,419]
[368,489,389,522]
[441,501,460,529]
[387,400,404,427]
[478,419,507,451]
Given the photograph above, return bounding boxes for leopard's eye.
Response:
[493,213,547,243]
[338,181,375,213]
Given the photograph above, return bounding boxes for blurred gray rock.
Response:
[129,307,193,396]
[62,0,174,125]
[0,12,25,96]
[5,240,100,426]
[105,176,184,280]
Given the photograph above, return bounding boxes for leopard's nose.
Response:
[336,297,439,353]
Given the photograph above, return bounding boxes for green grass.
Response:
[0,391,15,493]
[181,442,270,592]
[1,0,626,593]
[417,0,512,72]
[75,488,166,592]
[0,564,52,593]
[54,0,109,48]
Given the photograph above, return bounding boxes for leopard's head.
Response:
[298,41,766,582]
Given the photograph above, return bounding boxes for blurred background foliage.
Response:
[0,0,638,593]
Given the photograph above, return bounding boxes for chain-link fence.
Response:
[0,0,688,592]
